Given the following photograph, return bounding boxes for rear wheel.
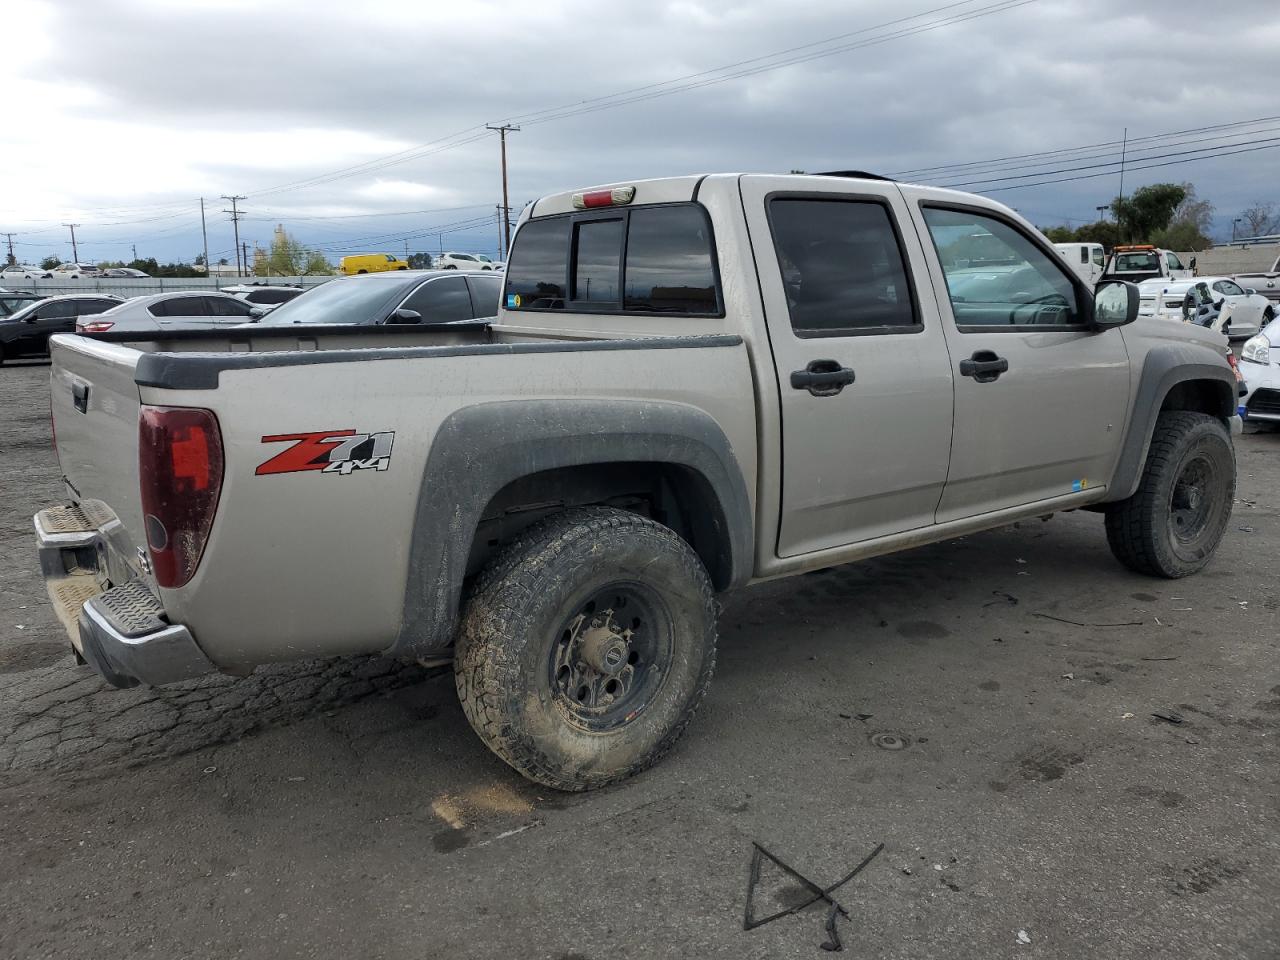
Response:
[455,507,717,791]
[1105,411,1235,577]
[356,269,368,274]
[0,343,6,365]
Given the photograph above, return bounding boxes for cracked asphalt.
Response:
[2,357,1278,959]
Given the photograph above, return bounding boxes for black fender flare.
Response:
[388,399,754,659]
[1105,344,1236,502]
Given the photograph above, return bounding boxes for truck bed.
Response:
[46,322,753,674]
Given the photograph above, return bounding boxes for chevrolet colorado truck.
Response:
[33,173,1240,791]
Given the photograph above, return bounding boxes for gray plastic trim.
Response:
[388,399,753,659]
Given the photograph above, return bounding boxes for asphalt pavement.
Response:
[1,357,1277,960]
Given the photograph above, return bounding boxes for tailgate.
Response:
[49,335,145,550]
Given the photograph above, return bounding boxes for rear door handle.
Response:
[790,359,856,397]
[959,350,1008,383]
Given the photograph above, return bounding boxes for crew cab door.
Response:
[740,175,955,557]
[904,190,1130,521]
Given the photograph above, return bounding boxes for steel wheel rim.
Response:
[1168,453,1217,544]
[548,583,673,732]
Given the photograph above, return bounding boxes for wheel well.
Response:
[1159,378,1233,421]
[467,462,735,590]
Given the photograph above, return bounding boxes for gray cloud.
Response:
[10,0,1279,263]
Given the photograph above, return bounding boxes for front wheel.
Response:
[1105,411,1235,578]
[455,507,717,791]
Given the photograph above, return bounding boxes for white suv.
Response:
[435,252,504,271]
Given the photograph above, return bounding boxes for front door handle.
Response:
[959,350,1008,383]
[790,359,856,397]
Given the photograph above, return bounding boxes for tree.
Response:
[303,251,332,275]
[256,223,331,276]
[1041,226,1075,243]
[407,252,432,270]
[41,255,60,270]
[1240,201,1278,237]
[1110,183,1186,243]
[1170,183,1213,234]
[1151,221,1211,252]
[193,253,206,266]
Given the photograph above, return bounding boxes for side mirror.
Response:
[1189,256,1197,271]
[387,308,422,324]
[1245,288,1257,296]
[248,305,267,319]
[1092,280,1139,329]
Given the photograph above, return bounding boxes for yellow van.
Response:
[339,253,409,275]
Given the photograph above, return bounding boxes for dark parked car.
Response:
[256,270,503,326]
[0,294,122,363]
[0,290,44,317]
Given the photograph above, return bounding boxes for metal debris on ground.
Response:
[1152,710,1185,725]
[983,591,1019,608]
[1033,613,1143,628]
[743,840,884,952]
[1017,929,1032,944]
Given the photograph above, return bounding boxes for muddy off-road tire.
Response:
[455,507,717,791]
[1105,411,1235,578]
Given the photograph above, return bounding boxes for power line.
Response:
[978,140,1280,194]
[939,134,1280,189]
[892,115,1280,178]
[246,0,1037,199]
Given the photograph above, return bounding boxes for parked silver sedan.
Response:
[77,291,256,333]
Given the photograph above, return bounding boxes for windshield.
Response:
[1112,252,1160,272]
[256,277,408,325]
[1,296,37,316]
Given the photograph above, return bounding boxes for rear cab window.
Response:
[503,202,721,317]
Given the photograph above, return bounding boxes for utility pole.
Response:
[495,205,504,259]
[63,224,80,262]
[486,124,519,253]
[404,238,410,262]
[131,243,137,261]
[200,198,210,275]
[1117,127,1128,205]
[2,232,15,266]
[221,195,246,277]
[242,241,251,278]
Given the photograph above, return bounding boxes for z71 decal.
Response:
[257,430,395,476]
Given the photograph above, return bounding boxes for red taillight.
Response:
[571,185,636,209]
[138,406,224,588]
[78,320,114,333]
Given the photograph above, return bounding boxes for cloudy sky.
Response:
[3,0,1277,265]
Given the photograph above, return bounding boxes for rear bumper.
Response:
[34,503,216,687]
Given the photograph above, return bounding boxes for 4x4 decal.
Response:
[257,430,395,476]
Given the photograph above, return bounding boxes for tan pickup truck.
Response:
[34,172,1240,790]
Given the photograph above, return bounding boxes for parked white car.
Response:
[219,283,306,312]
[0,263,53,280]
[50,262,99,279]
[77,291,255,333]
[1053,242,1105,287]
[1137,276,1268,341]
[1238,322,1280,423]
[435,252,503,271]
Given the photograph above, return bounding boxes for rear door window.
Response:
[207,296,253,317]
[769,198,918,335]
[150,296,207,317]
[504,203,721,316]
[466,274,503,315]
[76,299,118,316]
